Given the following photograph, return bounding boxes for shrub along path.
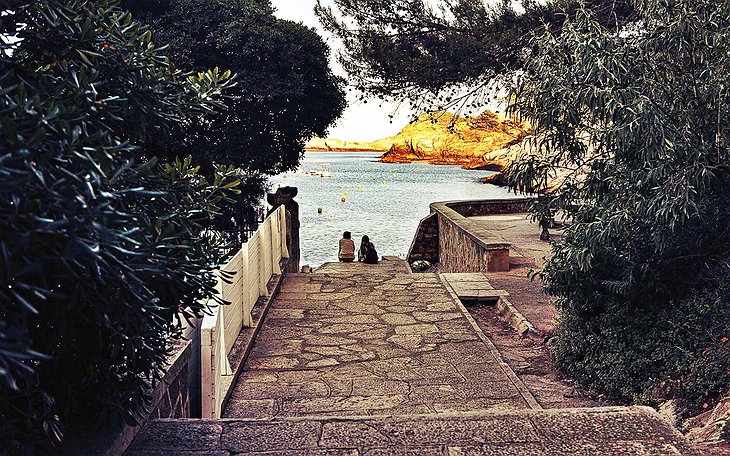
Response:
[126,258,697,455]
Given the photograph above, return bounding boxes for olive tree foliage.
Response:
[0,0,238,452]
[316,0,635,116]
[507,0,730,406]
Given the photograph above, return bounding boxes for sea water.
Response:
[270,151,519,267]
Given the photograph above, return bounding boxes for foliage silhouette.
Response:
[1,1,238,452]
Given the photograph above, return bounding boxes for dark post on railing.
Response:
[267,186,300,273]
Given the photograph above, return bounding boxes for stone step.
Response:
[441,273,510,302]
[125,406,698,455]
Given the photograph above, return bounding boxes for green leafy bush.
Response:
[508,0,730,411]
[552,264,730,410]
[1,1,237,452]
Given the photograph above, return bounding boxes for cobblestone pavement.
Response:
[222,266,534,418]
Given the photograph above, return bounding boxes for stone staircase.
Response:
[127,407,696,455]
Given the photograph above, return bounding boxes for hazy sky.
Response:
[270,0,413,141]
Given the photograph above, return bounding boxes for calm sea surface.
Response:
[270,152,519,267]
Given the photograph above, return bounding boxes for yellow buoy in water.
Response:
[344,191,349,196]
[317,207,323,214]
[357,185,362,190]
[382,180,387,184]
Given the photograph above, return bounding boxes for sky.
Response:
[270,0,414,141]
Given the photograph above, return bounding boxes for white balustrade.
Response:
[200,206,288,418]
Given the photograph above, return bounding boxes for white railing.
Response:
[200,205,288,418]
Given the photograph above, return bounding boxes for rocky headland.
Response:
[306,110,530,186]
[378,111,528,170]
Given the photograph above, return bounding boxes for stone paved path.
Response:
[222,267,535,418]
[126,260,698,455]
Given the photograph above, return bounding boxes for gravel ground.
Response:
[467,302,602,410]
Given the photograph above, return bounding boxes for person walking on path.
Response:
[358,235,379,264]
[338,231,356,262]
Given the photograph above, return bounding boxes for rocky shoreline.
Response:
[376,111,526,169]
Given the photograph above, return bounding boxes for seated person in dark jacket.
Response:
[358,235,379,264]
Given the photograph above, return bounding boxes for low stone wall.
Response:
[408,198,534,273]
[445,199,530,217]
[407,213,439,264]
[437,209,510,272]
[149,340,193,419]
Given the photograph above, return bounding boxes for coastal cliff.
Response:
[306,110,530,185]
[379,111,528,169]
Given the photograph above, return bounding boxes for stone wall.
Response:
[446,199,530,217]
[436,211,509,272]
[150,340,193,419]
[407,213,439,263]
[407,198,533,273]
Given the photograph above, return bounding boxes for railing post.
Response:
[267,187,299,273]
[200,310,215,419]
[279,205,289,259]
[271,213,281,274]
[259,220,269,296]
[241,244,253,327]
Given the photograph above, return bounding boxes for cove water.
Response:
[270,151,518,267]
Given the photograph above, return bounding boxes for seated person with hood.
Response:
[358,235,379,264]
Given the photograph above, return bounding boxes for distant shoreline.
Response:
[304,147,388,153]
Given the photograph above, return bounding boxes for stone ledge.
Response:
[431,200,512,251]
[125,406,699,456]
[444,198,533,217]
[495,296,540,338]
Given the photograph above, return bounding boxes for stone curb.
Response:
[437,274,543,411]
[494,295,541,339]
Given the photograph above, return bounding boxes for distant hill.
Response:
[307,110,528,171]
[305,137,392,152]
